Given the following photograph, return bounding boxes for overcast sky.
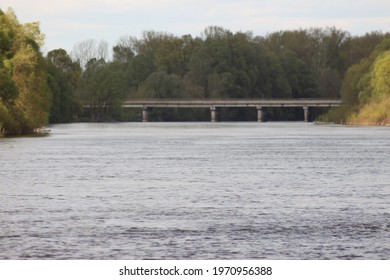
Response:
[1,0,389,53]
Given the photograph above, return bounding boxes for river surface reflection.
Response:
[1,122,389,259]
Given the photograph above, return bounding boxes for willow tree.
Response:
[13,43,51,132]
[0,8,50,135]
[348,50,390,125]
[371,50,390,101]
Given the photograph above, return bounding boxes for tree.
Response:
[46,49,82,123]
[340,61,367,106]
[322,38,390,124]
[279,51,319,98]
[0,8,51,135]
[126,54,156,92]
[12,42,51,132]
[0,69,18,106]
[340,32,390,71]
[71,39,109,69]
[371,50,390,101]
[135,71,185,98]
[201,26,232,39]
[76,59,128,121]
[132,31,199,77]
[187,28,290,99]
[262,27,350,99]
[113,35,136,63]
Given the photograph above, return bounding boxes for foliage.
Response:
[46,49,82,123]
[370,50,390,101]
[321,38,390,125]
[125,54,156,91]
[186,29,291,99]
[279,51,319,98]
[345,48,390,125]
[12,42,51,132]
[135,71,185,98]
[56,26,390,123]
[2,7,390,127]
[0,69,18,105]
[0,8,50,136]
[113,35,136,63]
[76,59,128,121]
[348,97,390,125]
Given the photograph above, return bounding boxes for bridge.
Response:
[121,99,342,122]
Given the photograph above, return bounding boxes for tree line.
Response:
[1,8,390,135]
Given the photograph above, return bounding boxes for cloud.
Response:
[1,0,389,52]
[1,0,182,17]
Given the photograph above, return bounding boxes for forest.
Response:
[1,7,390,136]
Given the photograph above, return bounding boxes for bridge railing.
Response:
[122,98,342,108]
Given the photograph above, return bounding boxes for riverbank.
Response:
[345,97,390,126]
[346,121,390,126]
[0,127,51,138]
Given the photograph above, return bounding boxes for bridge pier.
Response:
[142,107,152,122]
[210,106,221,122]
[303,106,309,122]
[257,106,264,122]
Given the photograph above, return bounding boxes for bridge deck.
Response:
[122,98,342,108]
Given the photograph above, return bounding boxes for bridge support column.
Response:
[257,106,264,122]
[142,107,152,122]
[210,106,220,122]
[303,106,309,122]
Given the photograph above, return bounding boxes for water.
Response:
[1,122,389,259]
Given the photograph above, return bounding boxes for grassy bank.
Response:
[346,97,390,125]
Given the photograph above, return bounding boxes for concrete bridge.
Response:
[122,98,343,122]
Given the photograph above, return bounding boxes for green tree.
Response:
[0,69,18,106]
[340,32,390,71]
[46,49,82,123]
[188,27,290,99]
[113,35,136,63]
[132,31,200,77]
[279,51,319,98]
[262,27,349,99]
[12,42,51,132]
[323,38,390,124]
[76,59,128,121]
[341,60,369,106]
[125,54,156,91]
[0,8,50,135]
[135,71,185,98]
[351,38,390,105]
[346,50,390,125]
[370,50,390,101]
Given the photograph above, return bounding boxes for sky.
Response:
[1,0,390,54]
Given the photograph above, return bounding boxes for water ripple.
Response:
[1,123,390,259]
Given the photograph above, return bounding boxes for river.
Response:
[1,122,389,259]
